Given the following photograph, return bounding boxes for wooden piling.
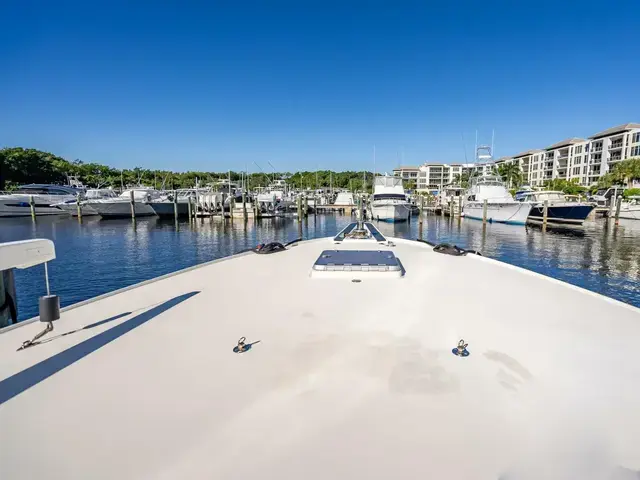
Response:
[542,199,548,230]
[615,196,622,225]
[449,199,454,219]
[187,195,192,220]
[419,195,424,225]
[482,199,488,223]
[129,190,136,220]
[29,195,36,221]
[242,191,247,221]
[297,195,302,219]
[458,195,463,218]
[608,195,615,218]
[173,191,178,221]
[76,196,82,222]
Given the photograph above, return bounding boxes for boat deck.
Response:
[1,236,639,478]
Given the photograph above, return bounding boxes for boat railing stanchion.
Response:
[542,199,548,231]
[615,195,622,226]
[18,260,60,351]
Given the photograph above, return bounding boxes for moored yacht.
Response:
[617,195,640,220]
[1,226,639,479]
[85,187,161,218]
[52,188,119,216]
[370,175,411,222]
[463,175,532,225]
[0,184,80,217]
[518,190,595,225]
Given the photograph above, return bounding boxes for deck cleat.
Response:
[452,339,469,357]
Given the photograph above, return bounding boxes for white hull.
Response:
[618,206,640,220]
[53,203,100,216]
[0,196,71,217]
[87,200,157,218]
[371,202,411,222]
[464,201,531,225]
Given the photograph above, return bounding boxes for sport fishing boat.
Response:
[1,226,639,479]
[52,188,119,216]
[0,184,80,217]
[463,175,532,225]
[85,187,161,218]
[370,175,411,222]
[517,190,595,225]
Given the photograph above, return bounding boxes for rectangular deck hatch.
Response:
[312,250,402,275]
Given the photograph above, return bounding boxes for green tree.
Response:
[493,163,523,188]
[543,178,587,196]
[598,158,640,189]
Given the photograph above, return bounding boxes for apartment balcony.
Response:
[609,142,623,150]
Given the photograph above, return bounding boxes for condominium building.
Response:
[392,166,419,181]
[395,122,640,190]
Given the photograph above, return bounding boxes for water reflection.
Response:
[0,212,638,321]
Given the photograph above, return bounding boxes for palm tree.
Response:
[494,163,523,188]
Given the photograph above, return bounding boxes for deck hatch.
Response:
[312,250,401,272]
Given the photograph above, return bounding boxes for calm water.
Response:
[1,213,639,321]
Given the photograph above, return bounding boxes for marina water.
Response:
[1,213,639,321]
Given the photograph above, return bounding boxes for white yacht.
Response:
[1,228,640,479]
[85,187,161,218]
[333,191,355,206]
[370,175,411,222]
[0,184,80,217]
[617,195,640,220]
[439,185,464,216]
[463,175,532,225]
[52,188,119,216]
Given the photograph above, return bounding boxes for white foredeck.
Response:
[1,236,639,479]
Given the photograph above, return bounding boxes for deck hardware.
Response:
[351,279,361,283]
[233,336,260,353]
[452,339,469,357]
[18,265,60,351]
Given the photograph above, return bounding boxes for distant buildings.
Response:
[394,122,640,192]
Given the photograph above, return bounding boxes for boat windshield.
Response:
[373,193,406,201]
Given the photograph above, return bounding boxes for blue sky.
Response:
[1,1,639,173]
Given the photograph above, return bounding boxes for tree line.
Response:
[0,147,378,192]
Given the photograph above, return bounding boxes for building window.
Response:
[633,133,640,143]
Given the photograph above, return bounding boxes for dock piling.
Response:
[458,196,463,218]
[615,195,622,225]
[29,195,36,221]
[542,199,549,230]
[76,196,82,222]
[419,195,424,225]
[129,190,136,221]
[173,191,178,221]
[608,195,615,218]
[187,196,193,220]
[242,191,247,221]
[482,199,488,224]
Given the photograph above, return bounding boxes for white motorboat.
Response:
[463,175,532,225]
[617,195,640,220]
[85,187,161,218]
[0,184,80,217]
[333,191,355,206]
[517,190,595,225]
[439,185,464,216]
[370,175,411,222]
[1,227,640,479]
[52,188,119,216]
